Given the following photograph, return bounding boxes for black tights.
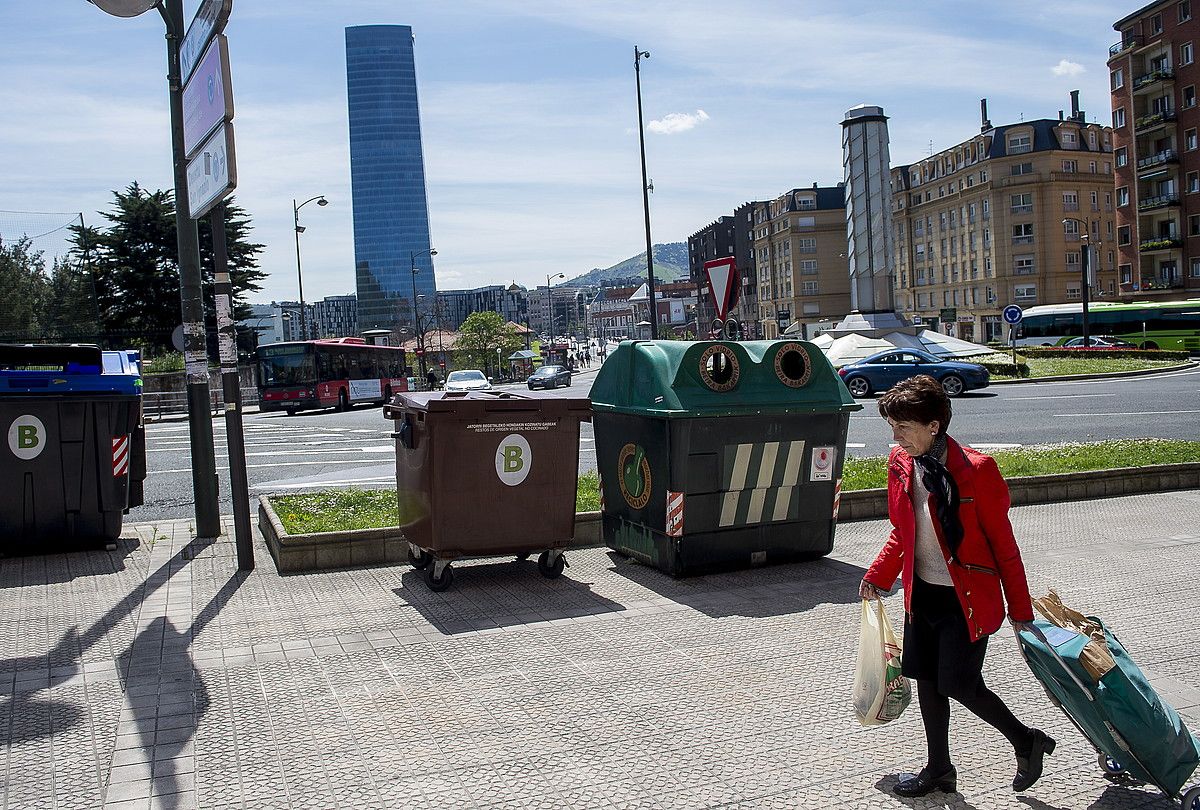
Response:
[918,676,1033,772]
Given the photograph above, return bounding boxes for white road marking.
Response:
[261,477,395,490]
[150,458,390,475]
[846,443,866,448]
[968,443,1023,450]
[1054,409,1200,417]
[1006,393,1118,400]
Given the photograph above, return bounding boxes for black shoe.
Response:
[893,766,957,797]
[1013,729,1056,791]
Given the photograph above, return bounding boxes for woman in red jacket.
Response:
[858,375,1054,797]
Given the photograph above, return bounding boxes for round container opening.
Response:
[699,345,740,392]
[774,343,811,388]
[706,352,735,385]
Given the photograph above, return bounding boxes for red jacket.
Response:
[864,437,1034,641]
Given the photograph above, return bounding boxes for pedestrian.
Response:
[858,375,1053,797]
[425,369,438,391]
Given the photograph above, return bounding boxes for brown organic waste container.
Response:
[385,390,591,591]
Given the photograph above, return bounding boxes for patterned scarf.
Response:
[913,433,964,561]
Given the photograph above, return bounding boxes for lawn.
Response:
[980,353,1184,380]
[272,440,1200,533]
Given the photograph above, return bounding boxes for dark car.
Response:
[528,364,571,390]
[837,349,990,398]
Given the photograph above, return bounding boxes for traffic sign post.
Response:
[180,0,233,84]
[1003,305,1023,365]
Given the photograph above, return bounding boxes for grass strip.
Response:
[978,353,1182,380]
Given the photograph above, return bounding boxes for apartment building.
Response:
[312,294,357,338]
[891,97,1115,342]
[587,285,638,342]
[687,202,760,337]
[436,284,528,331]
[1109,0,1200,297]
[752,185,850,339]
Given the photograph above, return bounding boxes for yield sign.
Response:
[703,257,739,321]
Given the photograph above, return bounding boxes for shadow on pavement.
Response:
[604,551,866,619]
[872,775,984,809]
[391,557,627,634]
[0,534,141,589]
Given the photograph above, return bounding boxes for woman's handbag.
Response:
[852,599,912,726]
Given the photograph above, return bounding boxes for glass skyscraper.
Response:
[346,25,437,336]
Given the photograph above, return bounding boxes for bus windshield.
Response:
[258,345,314,386]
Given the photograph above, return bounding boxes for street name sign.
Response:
[182,35,233,158]
[703,257,739,321]
[1003,304,1023,325]
[180,0,233,84]
[186,122,236,219]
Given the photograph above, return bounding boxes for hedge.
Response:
[1017,347,1190,360]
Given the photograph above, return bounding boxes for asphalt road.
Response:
[129,363,1200,523]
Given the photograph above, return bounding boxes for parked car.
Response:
[837,349,990,398]
[1061,335,1137,348]
[527,364,572,390]
[443,369,492,392]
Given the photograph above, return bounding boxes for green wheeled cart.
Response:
[590,339,860,577]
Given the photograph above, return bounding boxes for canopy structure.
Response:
[508,350,537,360]
[810,329,995,368]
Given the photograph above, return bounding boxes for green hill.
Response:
[561,242,689,288]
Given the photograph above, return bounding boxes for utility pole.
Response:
[634,46,658,339]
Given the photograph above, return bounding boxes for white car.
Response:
[443,369,492,392]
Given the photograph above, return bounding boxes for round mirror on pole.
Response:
[87,0,159,16]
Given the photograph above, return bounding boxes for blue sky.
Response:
[0,1,1130,302]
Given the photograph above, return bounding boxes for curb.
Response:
[990,360,1197,385]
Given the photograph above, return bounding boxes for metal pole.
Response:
[546,274,553,340]
[163,0,220,537]
[211,203,253,570]
[411,253,426,384]
[1081,235,1091,347]
[293,199,306,340]
[634,46,658,340]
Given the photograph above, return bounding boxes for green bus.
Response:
[1016,299,1200,352]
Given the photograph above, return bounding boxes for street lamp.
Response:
[1063,217,1093,347]
[547,272,566,340]
[633,46,659,339]
[411,247,437,383]
[294,195,329,340]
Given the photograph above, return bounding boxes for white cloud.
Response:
[647,109,709,135]
[1052,59,1086,77]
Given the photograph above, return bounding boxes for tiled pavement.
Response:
[2,490,1199,809]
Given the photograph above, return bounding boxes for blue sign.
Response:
[1002,305,1023,325]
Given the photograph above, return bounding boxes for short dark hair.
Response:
[877,375,952,434]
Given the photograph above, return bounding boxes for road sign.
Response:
[1003,304,1023,325]
[703,257,739,321]
[776,309,790,331]
[180,0,233,84]
[939,307,957,323]
[183,35,234,158]
[186,122,236,219]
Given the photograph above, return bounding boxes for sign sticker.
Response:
[810,446,836,481]
[618,443,652,510]
[8,415,47,461]
[495,434,532,486]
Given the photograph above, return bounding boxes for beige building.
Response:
[753,184,851,339]
[891,98,1116,342]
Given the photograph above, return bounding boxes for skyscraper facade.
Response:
[346,24,437,336]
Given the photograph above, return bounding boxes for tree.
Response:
[0,237,49,341]
[69,182,265,353]
[43,256,101,342]
[457,311,523,375]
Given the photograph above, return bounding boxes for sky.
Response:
[0,1,1133,303]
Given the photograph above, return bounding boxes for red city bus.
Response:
[256,338,410,414]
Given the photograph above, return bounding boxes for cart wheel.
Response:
[408,547,433,570]
[1182,785,1200,810]
[1097,753,1125,776]
[515,552,530,561]
[423,563,454,592]
[537,551,566,579]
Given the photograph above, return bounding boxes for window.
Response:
[800,259,818,275]
[1066,251,1080,265]
[1062,159,1078,173]
[1011,192,1033,213]
[1118,225,1132,245]
[798,238,816,253]
[1065,284,1081,300]
[980,169,988,183]
[1014,256,1036,275]
[1063,219,1080,240]
[1117,186,1130,207]
[1184,42,1195,65]
[1012,223,1034,243]
[1062,131,1077,145]
[1190,214,1200,236]
[802,302,820,314]
[1115,147,1128,167]
[801,280,819,295]
[1014,284,1037,302]
[1113,107,1126,128]
[1111,68,1125,90]
[1091,190,1100,210]
[1188,86,1198,109]
[1090,161,1097,174]
[1189,129,1199,150]
[1008,134,1032,154]
[1189,171,1200,193]
[1192,257,1200,277]
[1151,13,1163,34]
[1120,263,1133,283]
[1063,192,1079,211]
[1011,162,1033,176]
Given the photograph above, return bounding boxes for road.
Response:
[129,364,1200,523]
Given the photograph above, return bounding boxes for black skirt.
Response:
[902,575,989,690]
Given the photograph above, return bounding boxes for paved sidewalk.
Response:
[2,491,1198,809]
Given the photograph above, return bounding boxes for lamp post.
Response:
[547,272,566,340]
[411,247,437,383]
[293,195,329,340]
[633,46,659,339]
[1063,217,1093,347]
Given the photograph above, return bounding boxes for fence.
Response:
[143,387,259,422]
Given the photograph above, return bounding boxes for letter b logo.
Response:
[495,434,532,486]
[8,415,47,461]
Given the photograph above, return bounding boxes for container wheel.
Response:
[408,547,433,570]
[845,376,871,398]
[537,551,565,579]
[1181,785,1200,810]
[423,563,453,592]
[515,552,530,561]
[1097,752,1125,775]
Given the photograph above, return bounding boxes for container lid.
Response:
[0,344,142,395]
[391,389,591,418]
[590,339,860,418]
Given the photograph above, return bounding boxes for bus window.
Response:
[257,346,313,386]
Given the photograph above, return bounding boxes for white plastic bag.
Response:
[852,599,911,726]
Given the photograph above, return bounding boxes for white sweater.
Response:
[912,462,954,586]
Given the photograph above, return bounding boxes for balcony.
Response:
[1133,68,1175,92]
[1136,148,1179,172]
[1134,110,1177,131]
[1012,236,1034,245]
[1120,278,1186,293]
[1063,202,1080,212]
[1010,204,1033,214]
[1109,36,1142,57]
[1138,236,1183,251]
[1138,194,1181,211]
